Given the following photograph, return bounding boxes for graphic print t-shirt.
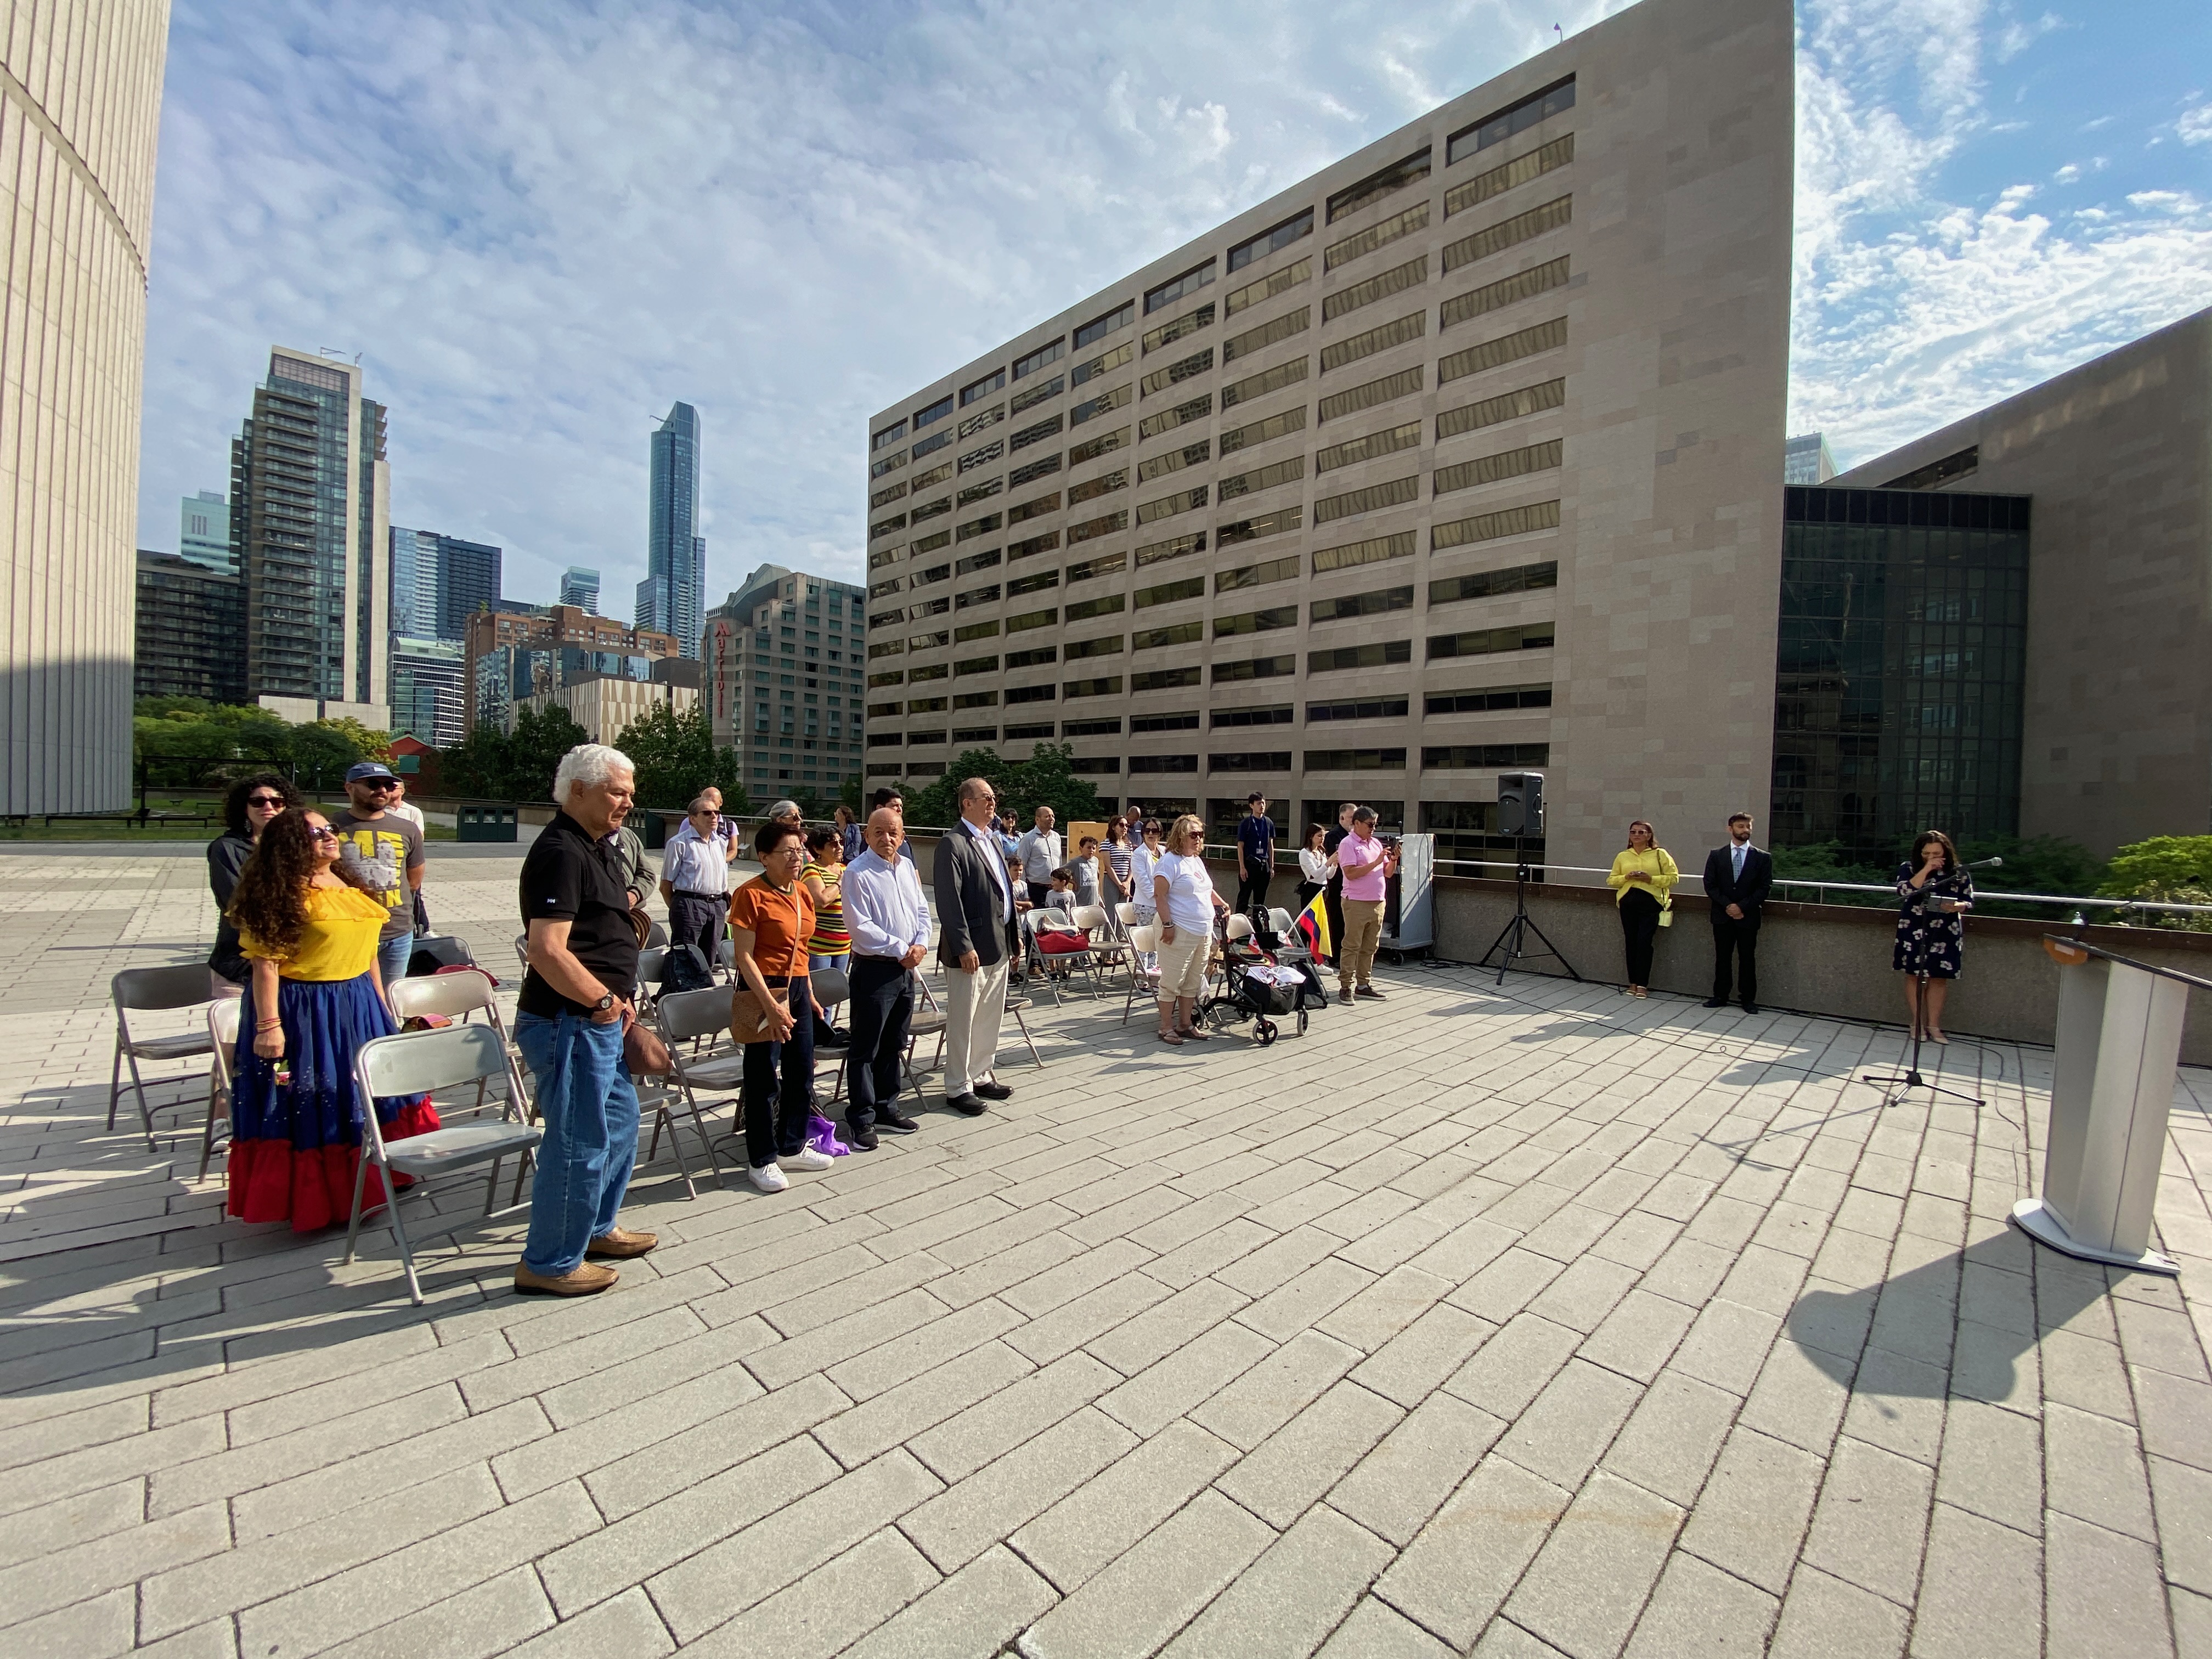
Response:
[328,810,425,943]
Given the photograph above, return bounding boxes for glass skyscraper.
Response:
[1770,486,2031,859]
[561,566,601,613]
[637,402,706,658]
[179,492,232,574]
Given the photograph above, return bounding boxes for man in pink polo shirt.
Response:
[1335,805,1399,1003]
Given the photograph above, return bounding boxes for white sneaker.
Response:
[785,1147,836,1172]
[748,1163,789,1193]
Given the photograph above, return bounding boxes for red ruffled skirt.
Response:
[227,973,442,1232]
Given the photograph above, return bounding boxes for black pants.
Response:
[1026,881,1053,911]
[741,974,815,1167]
[1619,888,1662,986]
[668,892,724,966]
[1711,914,1760,1005]
[1235,866,1273,916]
[844,955,914,1131]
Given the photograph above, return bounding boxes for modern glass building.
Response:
[389,635,465,747]
[230,350,391,709]
[560,566,601,614]
[1770,486,2030,859]
[179,492,233,574]
[134,552,246,704]
[638,402,707,658]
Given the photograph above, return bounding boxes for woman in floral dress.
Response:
[1893,829,1974,1046]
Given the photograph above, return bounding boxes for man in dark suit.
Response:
[933,776,1018,1115]
[1703,811,1773,1013]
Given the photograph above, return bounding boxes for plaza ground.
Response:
[3,843,2210,1656]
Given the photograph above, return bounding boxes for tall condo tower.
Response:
[638,402,706,658]
[1,1,173,814]
[561,566,602,614]
[232,349,392,709]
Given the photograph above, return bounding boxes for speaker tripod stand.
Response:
[1476,837,1581,986]
[1862,962,1983,1109]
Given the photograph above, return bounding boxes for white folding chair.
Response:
[344,1025,544,1305]
[108,966,218,1151]
[388,970,533,1120]
[1023,909,1100,1006]
[1074,904,1128,982]
[645,987,737,1198]
[1214,913,1257,994]
[1122,923,1163,1024]
[1266,907,1295,938]
[512,933,530,973]
[202,999,240,1180]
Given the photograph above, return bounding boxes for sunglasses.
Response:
[246,794,286,808]
[357,781,397,792]
[308,826,338,842]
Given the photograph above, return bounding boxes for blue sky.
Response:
[138,0,2211,614]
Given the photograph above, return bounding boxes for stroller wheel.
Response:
[1296,1009,1308,1036]
[1256,1019,1278,1046]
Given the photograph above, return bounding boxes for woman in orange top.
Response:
[225,809,440,1230]
[727,819,826,1193]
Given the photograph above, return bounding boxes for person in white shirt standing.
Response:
[658,798,735,967]
[1015,805,1063,910]
[839,808,930,1149]
[934,777,1020,1115]
[1152,814,1229,1045]
[386,778,431,936]
[1127,816,1164,975]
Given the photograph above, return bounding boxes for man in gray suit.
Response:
[933,776,1018,1116]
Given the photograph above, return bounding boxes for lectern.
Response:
[2012,938,2210,1277]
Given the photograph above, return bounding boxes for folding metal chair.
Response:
[344,1025,544,1305]
[811,967,852,1100]
[107,966,218,1151]
[512,933,530,973]
[633,946,668,1017]
[388,970,532,1114]
[645,987,738,1198]
[1074,904,1128,983]
[203,998,240,1180]
[1023,910,1099,1007]
[1122,923,1163,1024]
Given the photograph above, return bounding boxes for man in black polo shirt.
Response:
[513,743,654,1297]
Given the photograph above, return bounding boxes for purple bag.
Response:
[806,1113,850,1158]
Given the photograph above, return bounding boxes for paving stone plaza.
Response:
[5,842,2212,1657]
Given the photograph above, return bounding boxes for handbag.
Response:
[621,1011,673,1077]
[1657,908,1673,928]
[731,984,792,1046]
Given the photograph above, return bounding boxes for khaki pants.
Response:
[1339,898,1385,989]
[943,954,1009,1098]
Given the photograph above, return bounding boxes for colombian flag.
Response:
[1293,889,1332,960]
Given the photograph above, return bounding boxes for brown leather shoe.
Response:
[585,1227,658,1261]
[513,1261,618,1297]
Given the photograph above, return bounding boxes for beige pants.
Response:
[1155,926,1211,1001]
[943,954,1009,1097]
[1339,898,1385,989]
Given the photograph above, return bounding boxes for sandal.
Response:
[1156,1030,1185,1046]
[1179,1025,1214,1041]
[1927,1029,1949,1046]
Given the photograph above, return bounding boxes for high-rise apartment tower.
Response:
[231,349,392,710]
[704,564,869,795]
[637,402,707,658]
[561,566,602,614]
[865,0,1791,869]
[179,492,233,573]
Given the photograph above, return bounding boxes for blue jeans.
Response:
[376,934,415,994]
[515,1010,640,1275]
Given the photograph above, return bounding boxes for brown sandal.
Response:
[1156,1030,1185,1046]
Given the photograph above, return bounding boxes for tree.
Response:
[2099,836,2212,932]
[506,706,591,803]
[613,703,715,809]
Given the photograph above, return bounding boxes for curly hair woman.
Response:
[224,808,440,1230]
[1894,828,1974,1046]
[206,771,302,995]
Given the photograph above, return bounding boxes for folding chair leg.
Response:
[685,1098,725,1191]
[342,1150,377,1265]
[125,1049,158,1152]
[380,1159,426,1306]
[106,1040,124,1131]
[199,1073,225,1182]
[1008,1006,1043,1068]
[657,1105,699,1200]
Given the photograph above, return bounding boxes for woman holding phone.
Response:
[1894,829,1973,1045]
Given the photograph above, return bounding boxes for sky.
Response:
[139,0,2212,616]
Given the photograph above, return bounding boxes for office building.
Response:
[231,348,392,712]
[865,0,1791,868]
[389,635,466,748]
[703,564,868,793]
[561,567,601,613]
[1784,432,1837,485]
[180,492,233,573]
[389,526,501,644]
[462,605,680,730]
[637,402,707,658]
[1,2,172,815]
[1827,306,2211,859]
[515,675,700,746]
[134,551,246,704]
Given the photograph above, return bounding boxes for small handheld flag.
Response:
[1293,890,1333,961]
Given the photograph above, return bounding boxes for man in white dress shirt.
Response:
[840,808,931,1149]
[659,798,735,967]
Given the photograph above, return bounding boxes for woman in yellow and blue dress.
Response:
[225,808,440,1231]
[1894,828,1974,1046]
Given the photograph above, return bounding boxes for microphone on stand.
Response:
[1966,855,2004,870]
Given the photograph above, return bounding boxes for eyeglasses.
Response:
[246,794,286,808]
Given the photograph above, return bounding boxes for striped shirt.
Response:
[804,860,849,957]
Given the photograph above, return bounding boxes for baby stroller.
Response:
[1198,915,1328,1044]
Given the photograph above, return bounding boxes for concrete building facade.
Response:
[515,675,699,746]
[462,603,679,731]
[703,562,868,797]
[134,550,245,704]
[1830,307,2212,858]
[1,1,172,814]
[864,0,1792,869]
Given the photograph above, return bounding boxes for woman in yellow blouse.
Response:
[1606,820,1679,999]
[224,809,439,1231]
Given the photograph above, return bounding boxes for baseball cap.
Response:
[346,761,399,785]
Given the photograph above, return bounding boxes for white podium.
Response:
[2012,938,2207,1277]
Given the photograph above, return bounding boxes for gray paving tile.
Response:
[1503,1469,1684,1658]
[843,1545,1058,1659]
[1600,1370,1739,1508]
[2152,1455,2212,1598]
[1494,1358,1643,1492]
[1160,1504,1392,1657]
[680,1526,940,1659]
[1800,1436,1934,1607]
[1374,1454,1570,1649]
[1678,1425,1825,1594]
[1910,1500,2042,1659]
[2046,1400,2156,1541]
[2046,1509,2177,1659]
[1018,1488,1274,1659]
[1011,1419,1239,1592]
[902,1405,1136,1572]
[1934,1396,2043,1536]
[1330,1391,1508,1547]
[1313,1595,1455,1658]
[1218,1378,1403,1528]
[1621,1550,1777,1658]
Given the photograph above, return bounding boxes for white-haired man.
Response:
[514,744,655,1297]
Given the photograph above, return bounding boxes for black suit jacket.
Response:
[1704,843,1774,919]
[934,821,1013,967]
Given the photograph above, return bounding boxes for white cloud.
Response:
[2180,103,2212,145]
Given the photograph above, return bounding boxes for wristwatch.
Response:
[592,992,615,1012]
